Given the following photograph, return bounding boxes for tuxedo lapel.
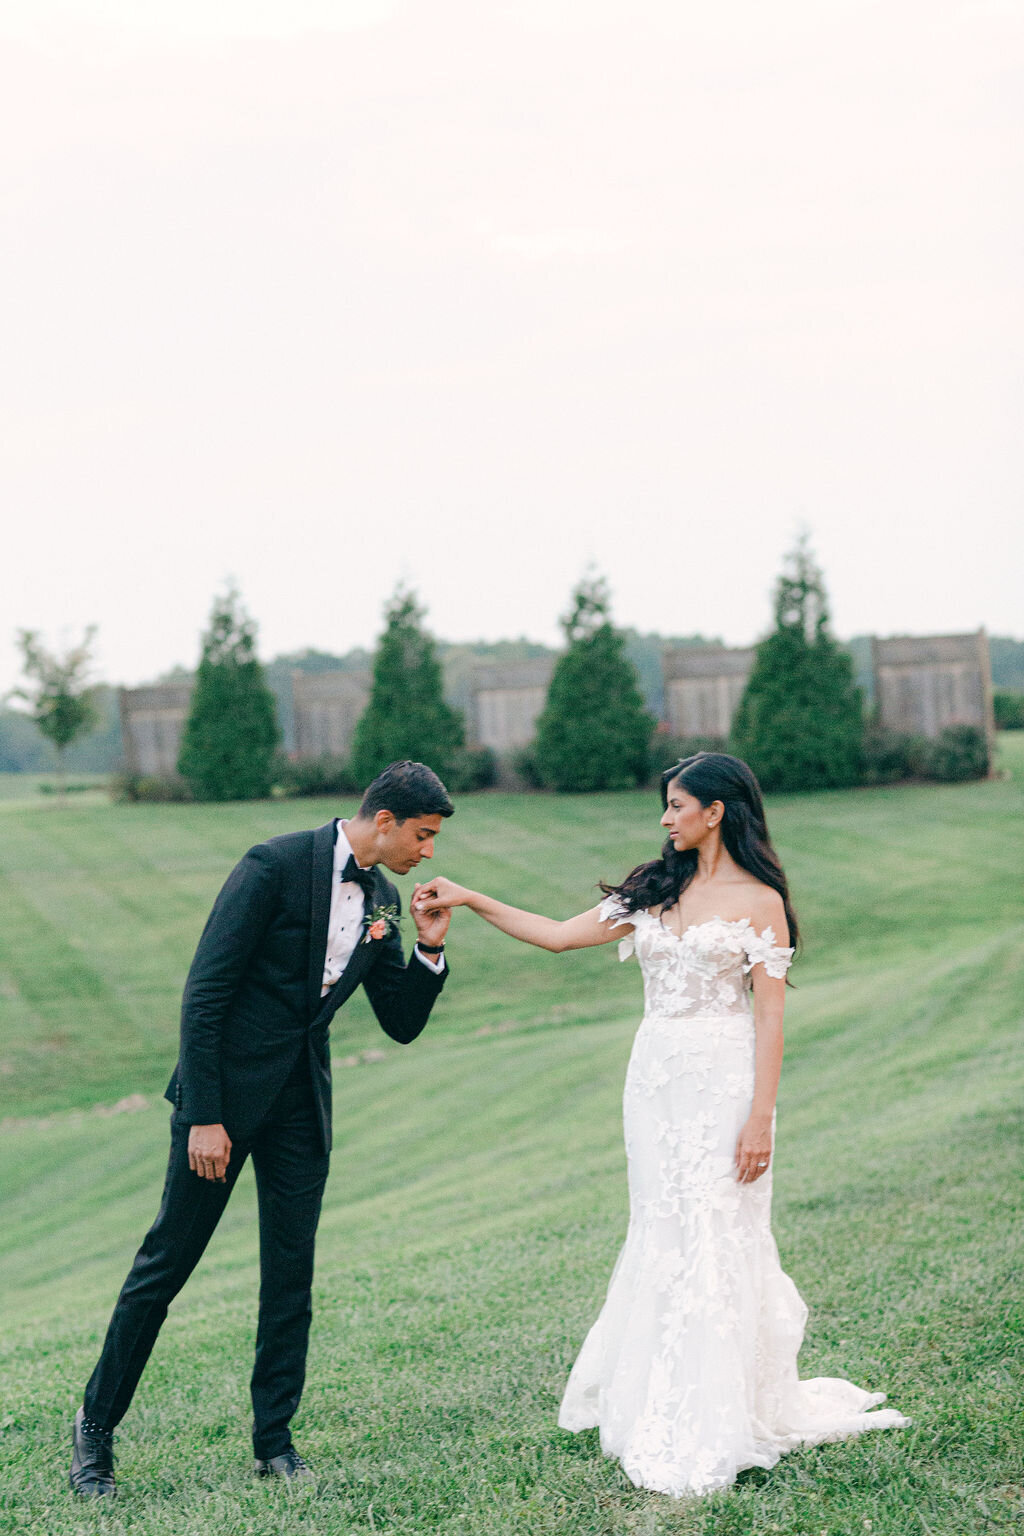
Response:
[364,864,388,922]
[310,941,369,1032]
[308,865,388,1032]
[307,820,337,1019]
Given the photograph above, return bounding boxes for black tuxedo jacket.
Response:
[163,820,448,1151]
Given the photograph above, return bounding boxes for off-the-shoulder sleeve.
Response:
[599,894,640,961]
[743,924,794,980]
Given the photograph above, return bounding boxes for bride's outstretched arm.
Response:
[412,876,626,952]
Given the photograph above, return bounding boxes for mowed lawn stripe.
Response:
[0,1081,1019,1534]
[0,743,1021,1534]
[3,747,1022,1116]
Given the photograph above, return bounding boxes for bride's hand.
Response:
[734,1115,772,1183]
[412,876,474,915]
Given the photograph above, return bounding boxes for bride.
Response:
[415,751,908,1497]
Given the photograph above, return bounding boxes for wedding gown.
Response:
[558,898,909,1498]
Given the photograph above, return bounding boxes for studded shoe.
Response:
[69,1407,116,1498]
[254,1447,315,1484]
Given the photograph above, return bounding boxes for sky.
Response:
[1,0,1021,696]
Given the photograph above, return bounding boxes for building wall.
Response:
[471,659,555,750]
[475,687,549,750]
[662,647,755,738]
[873,631,994,742]
[292,671,371,759]
[119,684,192,776]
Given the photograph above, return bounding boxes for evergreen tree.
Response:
[11,626,100,800]
[350,588,465,786]
[534,574,655,792]
[178,587,279,801]
[731,534,863,792]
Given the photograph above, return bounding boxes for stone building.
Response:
[872,631,994,743]
[470,658,555,751]
[291,670,371,759]
[662,646,756,739]
[118,684,192,776]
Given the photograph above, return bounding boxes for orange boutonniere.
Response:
[363,903,400,944]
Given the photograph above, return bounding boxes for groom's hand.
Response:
[188,1123,232,1182]
[411,882,452,949]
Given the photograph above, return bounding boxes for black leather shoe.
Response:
[69,1407,116,1498]
[254,1448,315,1484]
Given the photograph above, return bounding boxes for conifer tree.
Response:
[178,587,279,801]
[533,574,654,791]
[731,535,863,792]
[350,588,464,786]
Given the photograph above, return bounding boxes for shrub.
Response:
[920,725,989,782]
[534,575,655,792]
[111,772,194,803]
[994,689,1024,730]
[732,535,863,792]
[512,743,545,789]
[177,587,279,801]
[858,726,929,785]
[857,724,989,785]
[351,589,465,787]
[274,754,361,798]
[445,746,498,793]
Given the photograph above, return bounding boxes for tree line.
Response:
[7,536,1013,800]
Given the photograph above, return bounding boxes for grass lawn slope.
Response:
[0,738,1022,1534]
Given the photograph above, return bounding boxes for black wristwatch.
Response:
[417,941,446,954]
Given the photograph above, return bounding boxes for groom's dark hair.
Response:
[357,760,454,823]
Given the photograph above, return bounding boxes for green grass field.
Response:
[1,740,1022,1534]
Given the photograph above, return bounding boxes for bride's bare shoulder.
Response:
[742,881,786,932]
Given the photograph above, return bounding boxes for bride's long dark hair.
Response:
[600,752,799,950]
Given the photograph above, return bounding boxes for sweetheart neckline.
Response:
[638,912,759,943]
[601,898,789,953]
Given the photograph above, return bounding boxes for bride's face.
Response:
[661,777,716,851]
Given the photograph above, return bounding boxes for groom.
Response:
[70,760,453,1497]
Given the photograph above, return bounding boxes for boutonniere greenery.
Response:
[363,903,400,943]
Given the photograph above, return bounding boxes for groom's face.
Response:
[375,811,444,876]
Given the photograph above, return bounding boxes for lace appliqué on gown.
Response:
[557,897,908,1498]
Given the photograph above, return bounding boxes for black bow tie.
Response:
[341,852,376,902]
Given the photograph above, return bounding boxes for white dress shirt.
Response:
[320,821,444,996]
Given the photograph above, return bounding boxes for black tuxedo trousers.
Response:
[84,1062,328,1460]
